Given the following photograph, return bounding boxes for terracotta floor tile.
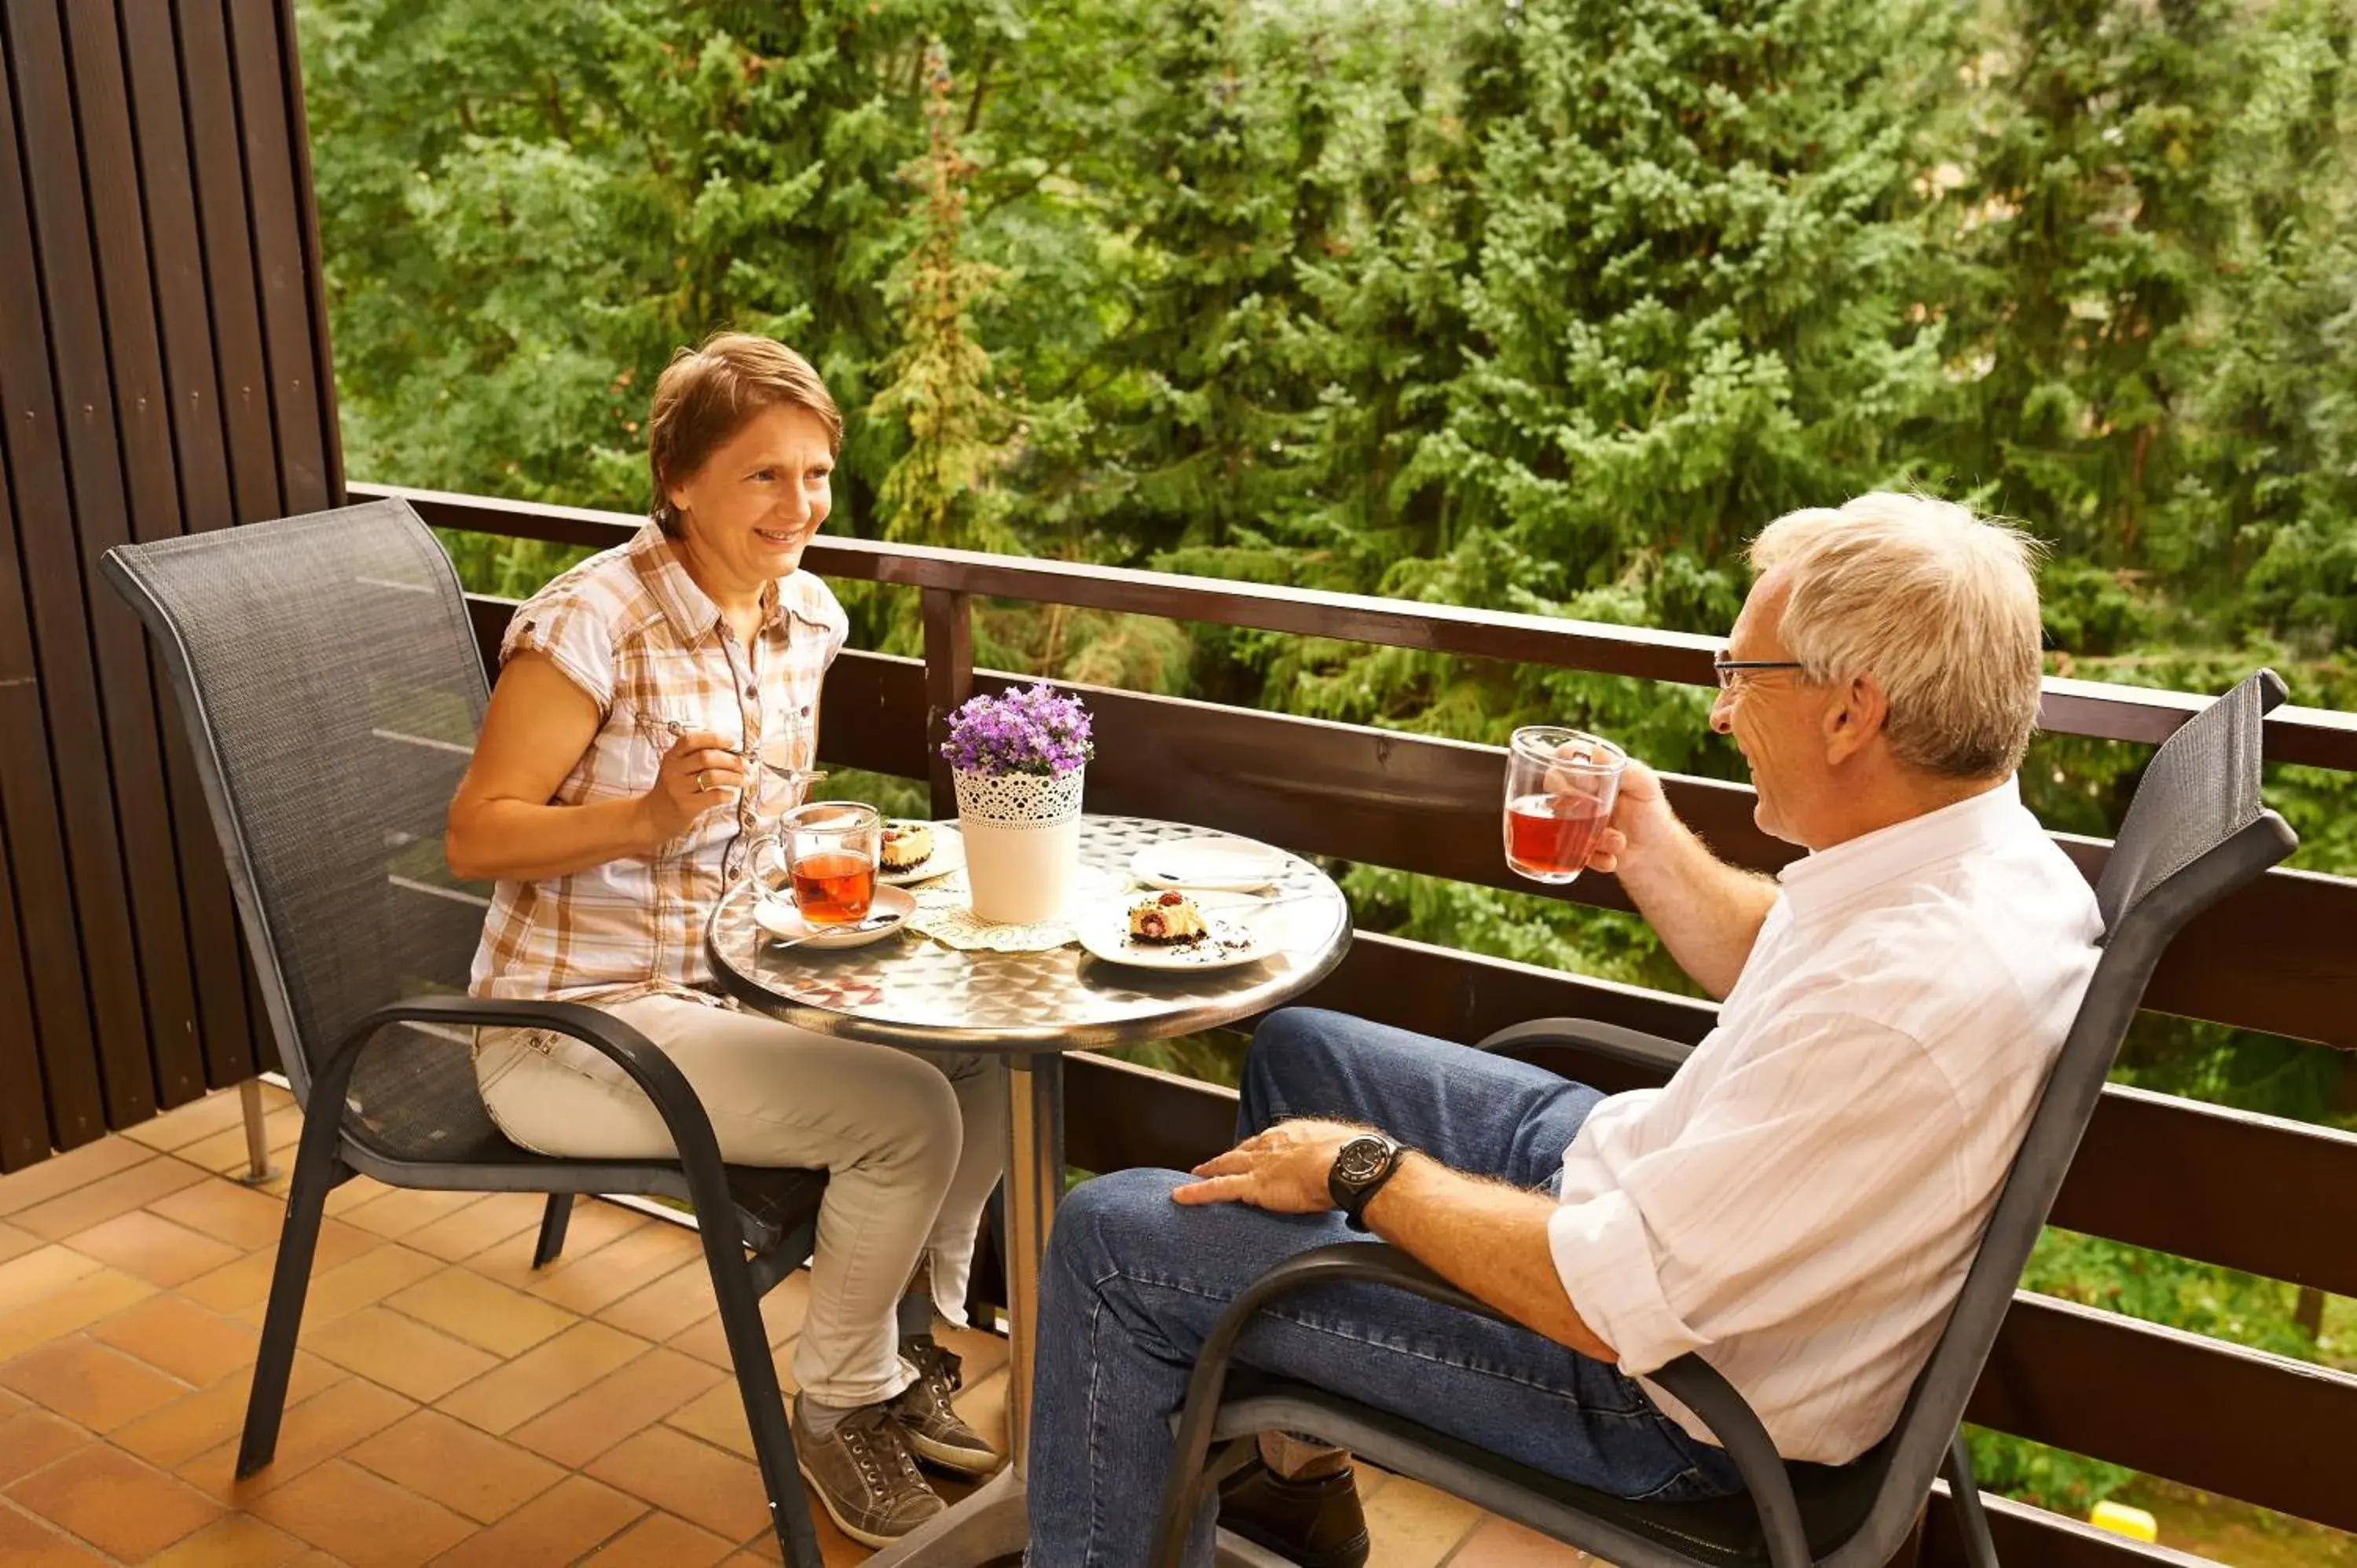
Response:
[178,1372,414,1503]
[10,1156,209,1240]
[0,1408,89,1486]
[0,1498,111,1566]
[149,1174,306,1251]
[935,1320,1011,1384]
[525,1221,702,1315]
[178,1105,304,1178]
[436,1319,649,1435]
[304,1306,499,1402]
[247,1456,475,1568]
[5,1442,225,1559]
[113,1351,341,1469]
[1362,1471,1484,1568]
[600,1262,724,1342]
[585,1425,773,1541]
[950,1366,1010,1459]
[0,1335,191,1431]
[1443,1515,1602,1566]
[63,1207,244,1287]
[0,1137,152,1218]
[423,1473,647,1567]
[322,1174,396,1215]
[668,1273,810,1370]
[0,1222,37,1266]
[384,1266,577,1357]
[401,1192,548,1264]
[90,1291,261,1386]
[234,1239,440,1328]
[465,1200,648,1292]
[574,1508,735,1566]
[346,1408,566,1524]
[0,1268,158,1362]
[122,1090,252,1153]
[339,1187,490,1242]
[0,1246,103,1313]
[143,1511,313,1567]
[662,1380,760,1460]
[508,1346,725,1469]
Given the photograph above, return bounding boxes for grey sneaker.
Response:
[791,1394,945,1548]
[889,1333,1003,1476]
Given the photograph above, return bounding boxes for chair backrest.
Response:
[1830,669,2298,1565]
[103,500,494,1137]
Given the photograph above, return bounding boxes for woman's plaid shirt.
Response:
[467,524,849,1007]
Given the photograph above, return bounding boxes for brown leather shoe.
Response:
[791,1394,945,1548]
[1218,1453,1370,1568]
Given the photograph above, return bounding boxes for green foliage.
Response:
[302,0,2357,1516]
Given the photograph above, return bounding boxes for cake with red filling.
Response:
[880,821,934,872]
[1127,890,1208,944]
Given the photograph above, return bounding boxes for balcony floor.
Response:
[0,1086,1594,1567]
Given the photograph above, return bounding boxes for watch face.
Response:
[1334,1136,1392,1185]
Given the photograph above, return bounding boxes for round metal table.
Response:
[708,815,1351,1561]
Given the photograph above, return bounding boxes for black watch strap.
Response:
[1328,1134,1405,1233]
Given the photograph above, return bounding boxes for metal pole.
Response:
[236,1078,277,1185]
[999,1052,1064,1477]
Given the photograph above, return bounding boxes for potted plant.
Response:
[940,683,1095,924]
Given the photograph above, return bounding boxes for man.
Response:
[1020,493,2103,1568]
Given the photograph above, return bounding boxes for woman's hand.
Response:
[641,728,746,844]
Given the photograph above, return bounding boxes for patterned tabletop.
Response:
[708,815,1352,1054]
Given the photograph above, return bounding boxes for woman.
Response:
[446,333,999,1548]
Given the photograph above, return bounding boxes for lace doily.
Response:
[950,767,1087,826]
[904,864,1116,952]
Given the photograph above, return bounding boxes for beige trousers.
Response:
[474,994,1006,1407]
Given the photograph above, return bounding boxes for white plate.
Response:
[1076,892,1270,972]
[753,885,918,950]
[878,821,966,887]
[1129,837,1288,892]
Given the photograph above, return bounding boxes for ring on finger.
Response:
[696,769,713,792]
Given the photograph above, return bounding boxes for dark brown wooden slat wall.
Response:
[0,0,339,1157]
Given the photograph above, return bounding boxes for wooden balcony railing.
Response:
[369,481,2357,1568]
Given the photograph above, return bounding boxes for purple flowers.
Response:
[940,683,1096,779]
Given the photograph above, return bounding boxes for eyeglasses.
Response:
[1712,658,1805,691]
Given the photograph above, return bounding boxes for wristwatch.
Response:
[1327,1133,1406,1233]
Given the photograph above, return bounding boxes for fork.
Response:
[657,716,828,787]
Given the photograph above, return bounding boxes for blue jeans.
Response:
[1025,1008,1743,1568]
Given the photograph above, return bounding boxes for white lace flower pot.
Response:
[952,766,1086,925]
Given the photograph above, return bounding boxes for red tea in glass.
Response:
[790,851,877,925]
[1503,727,1626,887]
[1505,793,1610,881]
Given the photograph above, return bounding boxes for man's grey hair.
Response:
[1750,493,2047,779]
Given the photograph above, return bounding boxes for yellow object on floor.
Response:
[2091,1501,2160,1542]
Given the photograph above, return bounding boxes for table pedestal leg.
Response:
[999,1051,1061,1478]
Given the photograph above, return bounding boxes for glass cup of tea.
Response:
[760,801,882,926]
[1504,727,1626,885]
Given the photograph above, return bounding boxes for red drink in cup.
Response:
[763,801,882,925]
[1503,727,1626,886]
[790,851,877,925]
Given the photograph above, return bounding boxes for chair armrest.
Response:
[1475,1018,1693,1077]
[304,995,740,1252]
[1644,1354,1810,1568]
[1153,1241,1809,1568]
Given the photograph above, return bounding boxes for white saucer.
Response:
[753,885,918,949]
[1129,837,1288,892]
[1076,892,1270,972]
[878,821,966,886]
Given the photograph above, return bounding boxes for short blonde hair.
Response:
[647,333,841,537]
[1750,493,2047,779]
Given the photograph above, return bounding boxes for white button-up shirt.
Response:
[1547,779,2101,1464]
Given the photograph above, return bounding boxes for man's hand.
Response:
[1556,750,1670,877]
[1171,1117,1368,1213]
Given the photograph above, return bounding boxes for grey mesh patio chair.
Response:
[104,498,831,1567]
[1153,669,2298,1568]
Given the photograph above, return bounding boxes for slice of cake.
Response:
[1127,890,1208,945]
[881,821,934,873]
